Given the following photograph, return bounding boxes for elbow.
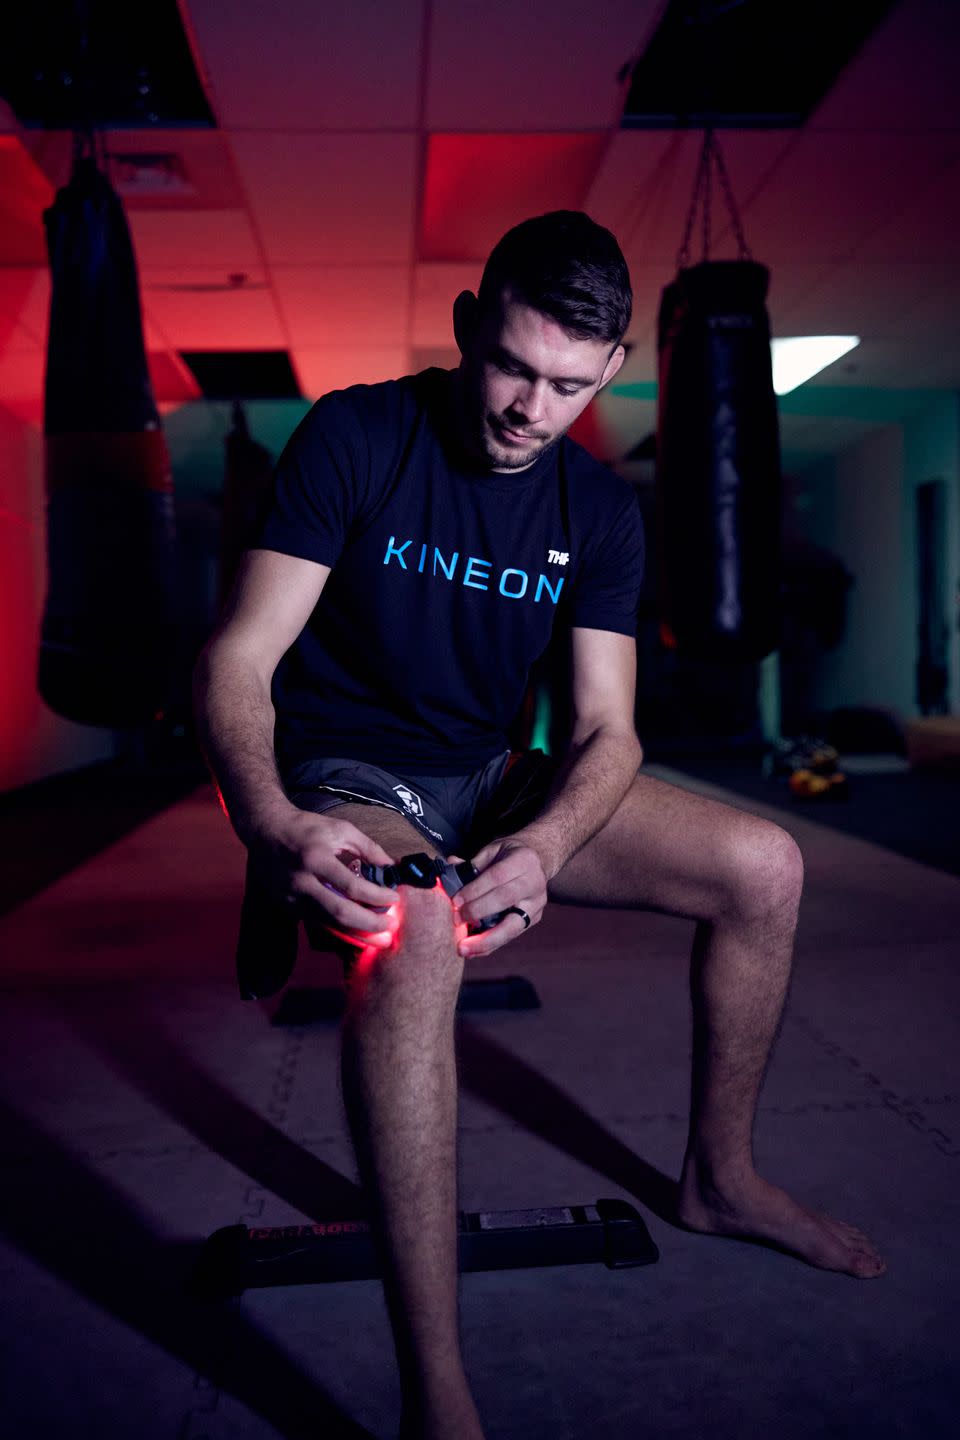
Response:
[570,721,643,770]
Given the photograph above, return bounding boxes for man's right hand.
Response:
[249,805,401,943]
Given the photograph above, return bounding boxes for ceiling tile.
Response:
[0,136,55,266]
[855,156,960,263]
[587,130,796,268]
[421,134,607,261]
[427,0,663,129]
[738,130,960,263]
[271,267,410,347]
[147,351,203,405]
[810,0,960,132]
[141,275,285,348]
[0,315,43,356]
[0,345,44,426]
[292,347,410,401]
[24,129,245,207]
[129,210,263,270]
[230,132,418,265]
[0,269,50,345]
[778,261,960,339]
[412,264,482,346]
[185,0,425,129]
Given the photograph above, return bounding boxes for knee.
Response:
[359,883,461,996]
[720,818,804,924]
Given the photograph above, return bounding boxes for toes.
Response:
[851,1251,887,1278]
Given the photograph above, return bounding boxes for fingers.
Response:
[468,840,500,872]
[455,863,531,916]
[457,906,536,958]
[294,869,400,938]
[453,843,546,930]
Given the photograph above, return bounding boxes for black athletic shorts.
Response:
[282,748,559,856]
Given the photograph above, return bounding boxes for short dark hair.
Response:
[478,210,632,346]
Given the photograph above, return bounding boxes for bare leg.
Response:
[330,805,485,1440]
[548,772,885,1278]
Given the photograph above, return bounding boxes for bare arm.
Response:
[453,627,642,953]
[193,548,399,933]
[193,548,330,844]
[509,627,642,880]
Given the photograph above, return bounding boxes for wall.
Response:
[791,392,960,723]
[903,392,960,712]
[0,404,114,795]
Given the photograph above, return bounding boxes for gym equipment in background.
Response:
[193,1198,658,1297]
[40,136,176,725]
[656,129,781,663]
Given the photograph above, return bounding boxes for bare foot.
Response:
[677,1168,886,1278]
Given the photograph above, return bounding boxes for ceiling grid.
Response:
[0,0,957,461]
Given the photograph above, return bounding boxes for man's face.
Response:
[458,286,624,472]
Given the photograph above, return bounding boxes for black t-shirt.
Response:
[256,368,644,777]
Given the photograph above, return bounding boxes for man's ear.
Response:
[452,290,479,356]
[596,343,626,393]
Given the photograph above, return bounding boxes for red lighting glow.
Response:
[421,133,607,262]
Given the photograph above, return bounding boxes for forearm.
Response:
[192,641,296,846]
[513,725,642,881]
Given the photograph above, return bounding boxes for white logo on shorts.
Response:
[392,784,424,818]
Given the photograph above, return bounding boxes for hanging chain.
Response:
[676,129,713,271]
[712,134,752,260]
[676,127,753,270]
[701,131,713,261]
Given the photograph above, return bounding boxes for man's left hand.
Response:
[449,837,548,957]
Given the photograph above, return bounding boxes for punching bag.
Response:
[40,152,176,726]
[656,259,781,662]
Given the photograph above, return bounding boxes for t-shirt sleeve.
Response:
[569,490,645,636]
[254,393,366,568]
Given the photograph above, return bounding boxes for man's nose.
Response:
[512,378,547,422]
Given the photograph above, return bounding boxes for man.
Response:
[194,211,884,1440]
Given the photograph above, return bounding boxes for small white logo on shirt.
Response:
[547,549,569,566]
[393,784,424,818]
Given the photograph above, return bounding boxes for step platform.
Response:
[271,975,541,1025]
[193,1198,659,1297]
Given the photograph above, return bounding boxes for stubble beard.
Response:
[481,415,560,471]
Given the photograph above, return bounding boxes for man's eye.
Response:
[554,385,578,398]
